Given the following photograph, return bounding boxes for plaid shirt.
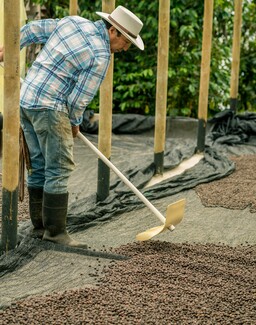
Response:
[20,17,111,125]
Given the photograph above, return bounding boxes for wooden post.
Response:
[97,0,115,201]
[154,0,170,175]
[69,0,78,15]
[230,0,243,111]
[196,0,214,153]
[1,0,20,252]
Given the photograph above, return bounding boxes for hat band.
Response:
[108,15,137,38]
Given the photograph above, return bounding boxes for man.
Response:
[0,6,144,248]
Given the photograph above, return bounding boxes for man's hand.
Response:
[0,46,4,62]
[71,125,79,138]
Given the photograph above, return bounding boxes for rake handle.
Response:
[77,132,174,228]
[4,71,175,229]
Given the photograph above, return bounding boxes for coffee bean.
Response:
[1,241,255,324]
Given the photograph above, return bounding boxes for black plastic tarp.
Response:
[67,146,235,233]
[207,110,256,145]
[81,111,156,134]
[1,110,256,277]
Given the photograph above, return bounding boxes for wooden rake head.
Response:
[136,198,186,241]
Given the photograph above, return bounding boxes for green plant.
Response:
[28,0,256,117]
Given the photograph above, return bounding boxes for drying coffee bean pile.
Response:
[1,241,255,324]
[196,155,256,212]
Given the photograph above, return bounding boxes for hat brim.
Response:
[96,12,144,51]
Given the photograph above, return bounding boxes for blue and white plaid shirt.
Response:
[20,16,111,125]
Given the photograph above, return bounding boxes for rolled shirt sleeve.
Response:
[20,19,59,49]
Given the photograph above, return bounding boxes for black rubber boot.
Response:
[28,187,44,238]
[42,192,87,248]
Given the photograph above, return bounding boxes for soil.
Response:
[0,148,255,324]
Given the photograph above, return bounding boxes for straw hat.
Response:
[96,6,144,50]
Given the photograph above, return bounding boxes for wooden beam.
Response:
[230,0,243,111]
[154,0,170,175]
[69,0,78,15]
[196,0,214,153]
[1,0,20,252]
[97,0,115,201]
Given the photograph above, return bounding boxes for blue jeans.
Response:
[20,108,75,194]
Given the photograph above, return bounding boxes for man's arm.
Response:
[20,18,60,49]
[68,56,110,126]
[0,19,60,60]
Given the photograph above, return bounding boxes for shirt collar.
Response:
[95,20,110,50]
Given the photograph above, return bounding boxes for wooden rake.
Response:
[5,71,186,240]
[77,132,185,241]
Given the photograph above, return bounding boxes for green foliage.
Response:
[29,0,256,117]
[30,0,69,17]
